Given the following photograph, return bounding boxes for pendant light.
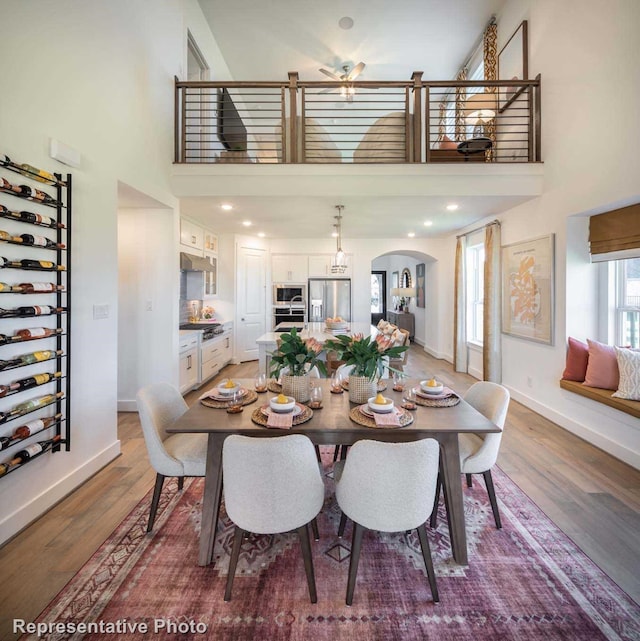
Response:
[332,205,347,274]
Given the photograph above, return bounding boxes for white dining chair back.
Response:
[222,434,325,602]
[335,439,440,604]
[136,382,208,532]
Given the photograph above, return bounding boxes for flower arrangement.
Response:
[201,306,215,319]
[324,332,408,381]
[269,328,328,377]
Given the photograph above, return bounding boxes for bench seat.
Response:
[559,379,640,419]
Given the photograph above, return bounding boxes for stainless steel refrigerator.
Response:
[308,279,351,322]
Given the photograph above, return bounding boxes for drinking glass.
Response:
[402,386,417,410]
[392,371,405,392]
[309,384,323,409]
[330,371,343,393]
[254,372,267,393]
[226,390,243,413]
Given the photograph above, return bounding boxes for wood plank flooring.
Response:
[0,347,638,640]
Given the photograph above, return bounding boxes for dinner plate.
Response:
[261,404,303,417]
[414,386,450,399]
[359,404,399,418]
[208,387,247,401]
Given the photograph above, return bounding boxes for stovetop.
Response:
[180,323,222,331]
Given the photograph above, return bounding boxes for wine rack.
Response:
[0,154,70,478]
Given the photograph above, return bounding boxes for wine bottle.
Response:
[11,434,62,464]
[0,205,65,229]
[0,258,66,271]
[0,282,22,293]
[0,371,62,396]
[0,356,23,370]
[15,327,63,340]
[14,234,65,250]
[17,185,59,206]
[0,231,14,243]
[0,457,21,476]
[12,412,62,440]
[18,350,63,366]
[13,391,64,415]
[1,178,22,195]
[18,163,56,185]
[0,305,66,318]
[0,435,11,451]
[16,282,65,293]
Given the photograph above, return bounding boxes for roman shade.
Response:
[589,203,640,262]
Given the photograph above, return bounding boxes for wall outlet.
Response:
[93,304,109,320]
[145,300,153,311]
[526,376,533,388]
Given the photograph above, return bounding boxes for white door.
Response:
[237,245,266,362]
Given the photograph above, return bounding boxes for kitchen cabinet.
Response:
[308,253,352,278]
[180,218,204,254]
[272,254,308,283]
[200,322,233,385]
[204,231,218,253]
[179,331,200,393]
[203,250,218,297]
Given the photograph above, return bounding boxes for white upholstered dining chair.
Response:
[222,434,325,603]
[430,381,510,529]
[136,382,208,532]
[335,439,440,605]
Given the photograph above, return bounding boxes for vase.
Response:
[348,375,377,404]
[281,374,311,403]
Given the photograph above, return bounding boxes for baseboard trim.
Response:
[118,400,137,412]
[422,344,451,362]
[505,386,640,470]
[0,440,122,545]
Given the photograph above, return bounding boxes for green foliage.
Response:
[324,333,408,381]
[269,328,328,377]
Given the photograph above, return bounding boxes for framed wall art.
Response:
[416,263,425,308]
[498,20,528,111]
[502,234,555,345]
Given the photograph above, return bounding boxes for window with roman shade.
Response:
[589,203,640,262]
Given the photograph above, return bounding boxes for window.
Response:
[615,257,640,348]
[466,243,485,344]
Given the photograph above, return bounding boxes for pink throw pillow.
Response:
[583,339,619,389]
[562,337,589,382]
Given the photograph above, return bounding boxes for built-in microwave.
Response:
[273,284,306,304]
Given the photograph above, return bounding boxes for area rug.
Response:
[22,451,640,641]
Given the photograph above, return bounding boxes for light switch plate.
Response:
[93,304,109,320]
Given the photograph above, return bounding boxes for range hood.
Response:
[180,252,214,272]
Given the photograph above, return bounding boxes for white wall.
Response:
[0,0,227,543]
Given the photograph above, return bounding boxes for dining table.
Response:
[167,378,500,567]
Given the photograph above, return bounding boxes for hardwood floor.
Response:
[0,347,638,640]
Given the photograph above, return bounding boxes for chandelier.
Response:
[331,205,347,274]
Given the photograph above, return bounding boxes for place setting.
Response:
[412,377,461,407]
[199,378,258,410]
[349,392,414,429]
[251,392,314,429]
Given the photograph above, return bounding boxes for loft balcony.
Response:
[174,73,541,166]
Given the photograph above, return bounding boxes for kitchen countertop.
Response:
[255,321,377,345]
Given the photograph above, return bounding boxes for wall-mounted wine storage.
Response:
[0,154,70,477]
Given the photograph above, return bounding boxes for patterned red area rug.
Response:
[23,452,639,641]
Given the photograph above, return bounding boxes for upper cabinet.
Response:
[308,254,352,278]
[272,254,308,283]
[180,218,204,254]
[203,230,218,254]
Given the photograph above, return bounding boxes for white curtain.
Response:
[483,222,502,382]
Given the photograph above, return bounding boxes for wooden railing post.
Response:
[411,71,423,162]
[533,74,541,162]
[288,72,299,163]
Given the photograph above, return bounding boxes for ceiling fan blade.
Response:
[319,67,342,81]
[348,62,366,80]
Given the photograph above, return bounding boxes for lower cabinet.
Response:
[387,311,415,340]
[179,348,199,394]
[200,323,233,385]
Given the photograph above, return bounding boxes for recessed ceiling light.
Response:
[258,232,265,238]
[446,203,459,211]
[338,16,354,29]
[424,220,433,227]
[408,232,415,238]
[221,203,233,211]
[331,231,339,238]
[242,220,252,227]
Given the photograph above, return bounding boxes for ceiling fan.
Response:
[318,62,366,101]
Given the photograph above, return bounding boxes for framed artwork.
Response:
[498,20,528,111]
[391,270,399,289]
[416,263,425,308]
[502,234,555,345]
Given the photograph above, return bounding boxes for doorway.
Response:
[371,271,386,326]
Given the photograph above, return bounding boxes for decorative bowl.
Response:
[420,380,444,395]
[367,396,395,413]
[325,319,348,330]
[217,380,241,396]
[269,396,296,413]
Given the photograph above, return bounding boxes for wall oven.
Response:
[273,284,306,305]
[273,305,305,329]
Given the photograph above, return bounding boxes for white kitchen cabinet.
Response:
[203,230,218,253]
[203,250,218,297]
[308,253,352,278]
[180,218,204,254]
[200,323,233,385]
[272,254,308,283]
[179,332,200,394]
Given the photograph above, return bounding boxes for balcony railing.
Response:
[175,72,541,165]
